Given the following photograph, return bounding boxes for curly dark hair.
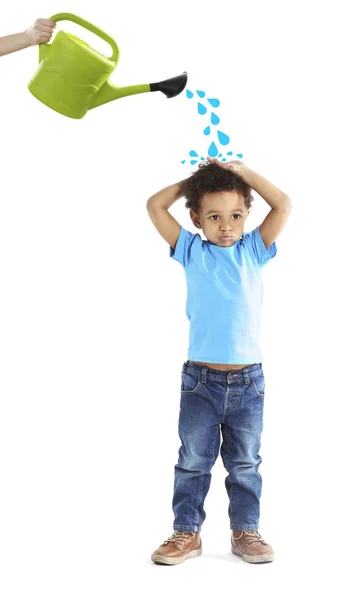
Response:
[182,161,254,215]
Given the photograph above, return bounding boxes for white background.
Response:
[0,0,346,598]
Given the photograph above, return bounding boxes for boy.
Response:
[146,157,291,564]
[0,18,56,57]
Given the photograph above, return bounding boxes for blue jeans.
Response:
[173,360,265,532]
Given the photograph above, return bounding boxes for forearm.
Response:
[147,179,188,211]
[243,168,291,210]
[0,32,31,57]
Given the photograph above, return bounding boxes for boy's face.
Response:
[189,190,251,246]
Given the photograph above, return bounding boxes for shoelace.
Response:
[239,530,265,547]
[163,531,194,548]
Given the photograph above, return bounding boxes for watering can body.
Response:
[28,13,187,119]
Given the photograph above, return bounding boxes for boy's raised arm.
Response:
[207,157,292,250]
[146,179,188,250]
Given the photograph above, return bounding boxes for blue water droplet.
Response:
[217,130,230,145]
[208,141,218,157]
[200,156,205,160]
[198,102,207,115]
[186,89,193,98]
[203,125,210,135]
[181,160,186,164]
[222,158,226,162]
[196,90,205,98]
[208,98,220,108]
[189,150,199,157]
[236,153,243,158]
[226,151,233,155]
[211,112,220,125]
[190,160,198,165]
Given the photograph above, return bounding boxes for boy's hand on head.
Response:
[24,18,56,47]
[207,156,248,178]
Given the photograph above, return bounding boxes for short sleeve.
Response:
[169,226,197,268]
[244,225,277,267]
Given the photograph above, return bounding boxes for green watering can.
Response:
[28,12,188,119]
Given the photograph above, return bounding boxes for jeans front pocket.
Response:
[181,369,202,394]
[251,371,265,397]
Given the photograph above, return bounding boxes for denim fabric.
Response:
[173,360,265,532]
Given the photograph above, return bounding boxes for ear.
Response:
[190,209,202,229]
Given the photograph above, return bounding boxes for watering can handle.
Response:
[49,12,119,63]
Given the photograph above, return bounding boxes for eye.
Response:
[209,214,241,221]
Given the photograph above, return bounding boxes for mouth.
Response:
[219,236,233,241]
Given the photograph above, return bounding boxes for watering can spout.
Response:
[89,71,188,109]
[150,71,188,98]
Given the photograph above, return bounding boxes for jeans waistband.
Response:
[183,360,262,384]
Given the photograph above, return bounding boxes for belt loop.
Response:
[200,367,208,384]
[243,369,250,384]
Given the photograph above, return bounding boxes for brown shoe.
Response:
[151,531,202,565]
[231,530,275,563]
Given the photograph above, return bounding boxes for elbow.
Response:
[282,195,292,211]
[147,197,163,211]
[146,197,154,210]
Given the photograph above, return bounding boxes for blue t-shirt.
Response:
[169,225,277,364]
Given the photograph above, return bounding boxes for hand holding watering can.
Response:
[24,18,56,47]
[28,13,188,119]
[0,18,56,57]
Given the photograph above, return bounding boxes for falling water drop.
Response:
[190,160,198,165]
[218,153,222,157]
[181,160,186,164]
[198,102,207,115]
[217,130,230,145]
[236,153,243,158]
[222,158,226,162]
[203,125,210,135]
[189,150,199,157]
[208,98,220,108]
[227,151,233,155]
[208,141,218,157]
[186,89,194,98]
[211,112,220,125]
[200,156,205,160]
[196,90,205,98]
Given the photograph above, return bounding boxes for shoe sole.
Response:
[232,546,274,563]
[151,548,202,565]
